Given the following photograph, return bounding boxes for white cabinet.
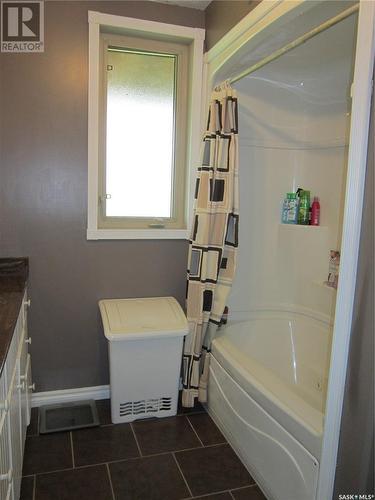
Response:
[0,291,33,500]
[0,374,12,500]
[9,367,22,500]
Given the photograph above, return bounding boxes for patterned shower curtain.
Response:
[182,81,239,407]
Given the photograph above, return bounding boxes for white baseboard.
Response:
[32,385,110,408]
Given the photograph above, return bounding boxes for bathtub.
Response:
[207,310,332,500]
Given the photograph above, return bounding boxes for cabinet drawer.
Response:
[8,370,22,500]
[5,317,21,392]
[17,290,28,337]
[19,337,27,453]
[19,348,32,450]
[25,354,33,427]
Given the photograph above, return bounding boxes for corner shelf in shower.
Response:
[279,224,328,230]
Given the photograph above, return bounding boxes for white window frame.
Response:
[87,11,205,240]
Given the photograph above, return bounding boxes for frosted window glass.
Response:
[105,48,176,218]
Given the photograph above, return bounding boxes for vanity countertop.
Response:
[0,258,29,377]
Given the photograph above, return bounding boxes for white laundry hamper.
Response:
[99,296,188,424]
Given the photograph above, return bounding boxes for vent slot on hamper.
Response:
[120,397,172,418]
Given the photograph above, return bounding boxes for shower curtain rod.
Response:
[229,3,359,85]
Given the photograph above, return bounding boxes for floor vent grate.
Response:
[39,400,99,434]
[119,397,172,417]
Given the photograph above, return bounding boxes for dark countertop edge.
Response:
[0,257,29,274]
[0,257,29,378]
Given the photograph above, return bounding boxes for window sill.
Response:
[86,228,189,240]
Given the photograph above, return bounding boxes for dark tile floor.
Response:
[21,399,266,500]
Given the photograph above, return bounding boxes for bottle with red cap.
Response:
[311,196,320,226]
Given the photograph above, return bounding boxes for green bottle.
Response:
[298,190,310,225]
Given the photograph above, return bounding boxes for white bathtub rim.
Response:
[210,347,324,459]
[226,304,333,327]
[211,340,325,428]
[216,309,331,413]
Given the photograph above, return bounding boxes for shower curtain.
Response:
[182,81,239,407]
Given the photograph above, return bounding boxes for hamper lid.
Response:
[99,296,188,341]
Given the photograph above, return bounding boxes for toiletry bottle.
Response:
[282,195,289,223]
[298,190,310,225]
[311,196,320,225]
[287,193,299,224]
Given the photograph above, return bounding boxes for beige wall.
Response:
[0,1,203,391]
[205,0,260,51]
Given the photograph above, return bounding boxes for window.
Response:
[87,12,205,239]
[100,35,187,230]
